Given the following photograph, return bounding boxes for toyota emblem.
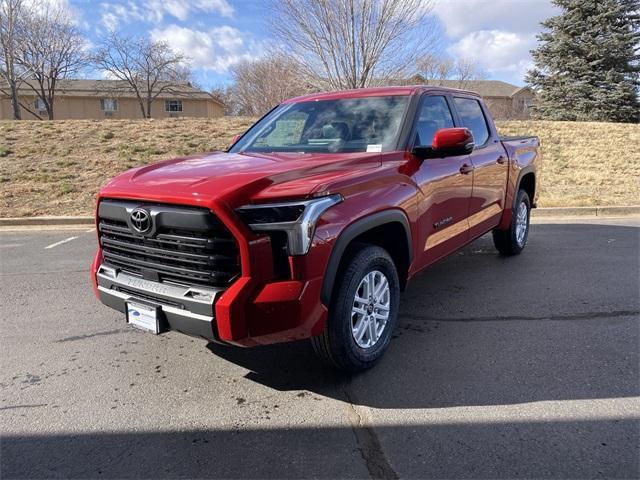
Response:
[130,208,152,234]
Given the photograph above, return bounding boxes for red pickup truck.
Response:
[91,86,540,371]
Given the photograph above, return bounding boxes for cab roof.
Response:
[283,85,481,103]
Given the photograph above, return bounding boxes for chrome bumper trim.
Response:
[96,264,226,340]
[97,285,214,322]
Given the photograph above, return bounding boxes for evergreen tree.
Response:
[527,0,640,122]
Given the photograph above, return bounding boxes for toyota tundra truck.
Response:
[91,86,540,371]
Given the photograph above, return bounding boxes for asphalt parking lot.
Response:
[1,217,639,479]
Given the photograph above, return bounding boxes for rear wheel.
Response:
[311,244,399,372]
[493,189,531,255]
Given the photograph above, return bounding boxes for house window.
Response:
[165,100,183,112]
[100,98,118,112]
[34,98,46,111]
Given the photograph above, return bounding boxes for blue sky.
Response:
[65,0,559,90]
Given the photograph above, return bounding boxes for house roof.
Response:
[420,80,528,98]
[4,79,222,105]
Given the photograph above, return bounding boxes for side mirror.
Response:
[413,128,475,159]
[230,133,242,146]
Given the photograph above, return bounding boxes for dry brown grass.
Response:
[0,117,638,217]
[498,120,640,207]
[0,118,255,217]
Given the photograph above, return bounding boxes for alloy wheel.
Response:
[351,270,391,349]
[515,200,529,247]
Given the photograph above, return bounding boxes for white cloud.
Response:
[100,69,119,80]
[150,25,264,73]
[434,0,558,37]
[25,0,86,27]
[433,0,559,83]
[449,30,535,79]
[100,0,234,30]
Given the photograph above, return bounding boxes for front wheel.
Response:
[493,189,531,255]
[311,244,399,372]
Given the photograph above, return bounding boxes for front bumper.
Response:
[96,265,225,340]
[91,193,333,346]
[91,234,331,347]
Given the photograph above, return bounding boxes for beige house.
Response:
[0,79,225,120]
[418,79,536,120]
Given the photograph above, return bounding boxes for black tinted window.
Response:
[453,97,489,145]
[415,96,454,146]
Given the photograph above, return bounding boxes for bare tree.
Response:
[95,32,191,119]
[270,0,437,90]
[417,55,486,89]
[228,54,311,116]
[454,57,487,88]
[0,0,24,119]
[210,83,237,115]
[416,54,454,84]
[13,1,88,119]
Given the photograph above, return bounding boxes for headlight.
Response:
[236,194,343,255]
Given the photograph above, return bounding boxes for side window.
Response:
[414,96,454,146]
[453,97,489,146]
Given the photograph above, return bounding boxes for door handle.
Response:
[460,164,474,174]
[496,155,507,164]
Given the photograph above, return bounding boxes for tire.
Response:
[493,189,531,255]
[311,244,400,372]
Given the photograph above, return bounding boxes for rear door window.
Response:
[453,97,490,146]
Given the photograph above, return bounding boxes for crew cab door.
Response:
[410,95,473,270]
[452,97,509,239]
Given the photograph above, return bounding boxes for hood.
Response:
[100,150,382,206]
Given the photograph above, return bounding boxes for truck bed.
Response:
[499,135,540,208]
[500,135,540,153]
[499,135,539,143]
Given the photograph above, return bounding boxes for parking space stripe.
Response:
[44,236,78,250]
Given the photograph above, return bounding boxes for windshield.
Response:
[230,95,410,154]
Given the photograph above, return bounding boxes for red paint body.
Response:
[432,127,473,151]
[91,86,540,346]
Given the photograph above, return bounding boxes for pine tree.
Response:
[527,0,640,123]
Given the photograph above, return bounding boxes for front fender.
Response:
[320,209,413,307]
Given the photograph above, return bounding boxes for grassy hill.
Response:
[0,117,638,217]
[498,120,639,209]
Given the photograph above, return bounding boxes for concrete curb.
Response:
[0,216,94,226]
[531,206,640,217]
[0,206,639,227]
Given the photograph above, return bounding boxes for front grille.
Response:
[98,200,240,288]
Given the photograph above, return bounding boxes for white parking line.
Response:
[44,236,78,250]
